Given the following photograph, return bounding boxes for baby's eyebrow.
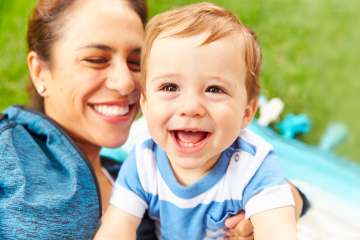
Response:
[206,75,234,86]
[150,73,182,82]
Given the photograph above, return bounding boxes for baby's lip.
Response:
[168,129,213,143]
[169,129,212,152]
[168,127,212,133]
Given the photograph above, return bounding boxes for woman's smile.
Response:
[90,102,138,124]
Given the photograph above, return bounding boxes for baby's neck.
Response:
[173,169,207,186]
[169,154,220,186]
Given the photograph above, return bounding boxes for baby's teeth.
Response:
[179,141,195,148]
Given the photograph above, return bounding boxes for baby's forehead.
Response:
[155,29,245,46]
[150,31,246,63]
[147,33,247,85]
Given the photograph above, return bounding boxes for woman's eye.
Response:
[206,85,225,94]
[128,60,140,72]
[84,57,109,65]
[159,83,179,92]
[128,50,141,72]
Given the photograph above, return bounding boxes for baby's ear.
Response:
[241,98,258,128]
[139,94,147,116]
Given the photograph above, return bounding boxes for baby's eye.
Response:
[206,85,225,94]
[159,83,179,92]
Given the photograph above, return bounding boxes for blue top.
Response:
[111,129,294,240]
[0,106,101,239]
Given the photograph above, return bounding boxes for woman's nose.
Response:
[105,61,136,96]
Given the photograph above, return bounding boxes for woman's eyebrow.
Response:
[131,48,141,54]
[77,44,141,55]
[77,44,115,52]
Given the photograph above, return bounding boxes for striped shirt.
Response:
[111,129,294,239]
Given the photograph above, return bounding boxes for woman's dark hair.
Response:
[26,0,148,111]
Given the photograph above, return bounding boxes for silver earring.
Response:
[37,85,46,94]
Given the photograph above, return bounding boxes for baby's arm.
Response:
[251,206,296,240]
[242,152,297,239]
[225,181,307,230]
[94,205,141,240]
[95,147,149,239]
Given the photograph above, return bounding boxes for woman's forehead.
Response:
[58,0,144,49]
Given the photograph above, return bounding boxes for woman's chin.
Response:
[97,134,129,148]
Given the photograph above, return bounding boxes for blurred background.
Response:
[1,0,359,162]
[1,0,360,238]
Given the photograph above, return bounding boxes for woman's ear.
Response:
[27,51,51,97]
[241,98,258,128]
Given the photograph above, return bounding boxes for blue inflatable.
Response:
[249,121,360,205]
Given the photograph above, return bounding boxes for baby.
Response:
[96,2,296,240]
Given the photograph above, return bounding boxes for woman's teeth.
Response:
[93,105,129,116]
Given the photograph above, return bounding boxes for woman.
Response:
[0,0,307,239]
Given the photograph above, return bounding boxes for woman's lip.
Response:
[90,103,138,124]
[89,100,132,106]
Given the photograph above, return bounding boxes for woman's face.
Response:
[42,0,144,149]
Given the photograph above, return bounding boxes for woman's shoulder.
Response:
[0,105,101,239]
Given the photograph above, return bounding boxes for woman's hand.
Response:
[224,211,253,240]
[224,183,305,239]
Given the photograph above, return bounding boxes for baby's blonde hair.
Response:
[141,2,261,102]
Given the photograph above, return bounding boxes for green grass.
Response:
[0,0,36,107]
[1,0,359,162]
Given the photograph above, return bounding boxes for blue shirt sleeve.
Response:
[114,147,148,204]
[242,151,287,208]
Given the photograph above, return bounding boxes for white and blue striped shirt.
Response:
[111,129,294,240]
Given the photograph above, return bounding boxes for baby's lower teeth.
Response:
[180,141,195,147]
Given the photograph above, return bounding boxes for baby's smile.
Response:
[170,129,212,153]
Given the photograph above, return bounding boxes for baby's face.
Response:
[141,32,257,183]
